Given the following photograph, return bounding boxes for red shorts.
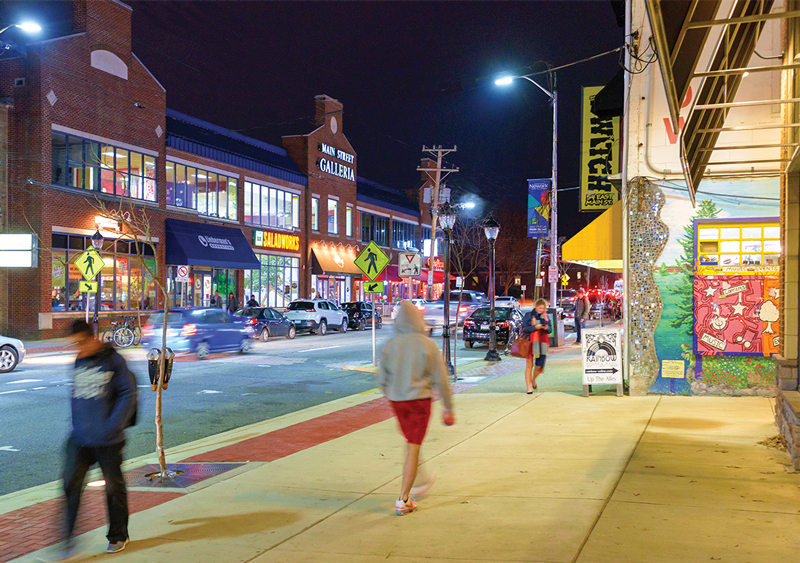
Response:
[390,399,432,445]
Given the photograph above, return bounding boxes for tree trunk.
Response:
[155,296,169,474]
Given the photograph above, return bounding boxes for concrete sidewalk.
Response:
[3,353,798,563]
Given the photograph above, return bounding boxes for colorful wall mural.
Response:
[649,178,780,395]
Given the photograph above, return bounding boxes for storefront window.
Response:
[243,181,297,229]
[346,206,353,237]
[312,198,319,231]
[328,198,338,234]
[51,234,157,312]
[50,131,157,202]
[166,161,237,220]
[245,254,300,308]
[393,220,416,249]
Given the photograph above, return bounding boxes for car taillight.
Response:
[464,320,475,327]
[416,304,425,310]
[458,306,468,313]
[247,318,257,325]
[143,324,154,337]
[181,323,197,336]
[498,321,511,328]
[305,308,316,312]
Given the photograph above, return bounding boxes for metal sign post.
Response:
[372,293,377,367]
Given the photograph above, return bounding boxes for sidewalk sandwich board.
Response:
[581,327,623,397]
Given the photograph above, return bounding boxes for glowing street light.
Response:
[0,22,42,35]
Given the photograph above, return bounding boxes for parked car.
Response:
[495,296,520,310]
[342,301,383,330]
[422,290,489,329]
[0,334,26,373]
[557,289,577,310]
[234,307,296,341]
[282,299,348,335]
[463,306,523,352]
[141,307,254,360]
[390,299,427,319]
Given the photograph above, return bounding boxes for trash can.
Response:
[548,307,565,348]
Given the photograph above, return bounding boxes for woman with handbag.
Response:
[520,299,551,394]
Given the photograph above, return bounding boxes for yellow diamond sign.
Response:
[75,248,106,281]
[355,241,389,281]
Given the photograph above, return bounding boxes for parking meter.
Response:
[163,348,174,389]
[147,349,161,391]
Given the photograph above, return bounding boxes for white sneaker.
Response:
[106,538,129,554]
[395,497,418,516]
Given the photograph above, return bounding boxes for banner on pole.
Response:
[527,179,551,238]
[580,86,620,212]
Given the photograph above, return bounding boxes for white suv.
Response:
[283,299,348,335]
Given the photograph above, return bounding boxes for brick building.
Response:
[0,0,435,339]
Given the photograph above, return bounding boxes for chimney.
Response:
[72,0,87,33]
[314,95,343,134]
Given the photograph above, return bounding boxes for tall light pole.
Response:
[438,202,456,375]
[91,230,103,337]
[495,72,558,307]
[483,216,501,362]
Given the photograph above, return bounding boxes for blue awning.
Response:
[165,218,260,269]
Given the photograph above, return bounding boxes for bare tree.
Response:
[449,215,488,344]
[492,206,537,296]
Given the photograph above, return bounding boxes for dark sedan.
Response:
[234,307,296,341]
[342,301,383,330]
[463,306,523,352]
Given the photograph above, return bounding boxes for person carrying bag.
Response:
[520,299,551,394]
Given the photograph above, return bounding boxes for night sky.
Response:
[3,0,624,237]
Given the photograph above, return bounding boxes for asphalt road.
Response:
[0,323,495,496]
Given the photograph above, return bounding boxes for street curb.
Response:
[341,365,379,373]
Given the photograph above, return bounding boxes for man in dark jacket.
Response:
[574,289,590,344]
[61,320,138,557]
[247,294,259,307]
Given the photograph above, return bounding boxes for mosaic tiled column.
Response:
[628,178,669,395]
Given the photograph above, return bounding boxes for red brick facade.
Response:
[0,0,425,339]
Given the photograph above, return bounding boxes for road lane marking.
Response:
[32,387,47,390]
[358,388,379,394]
[6,379,42,384]
[0,446,20,452]
[296,345,341,353]
[0,389,26,395]
[200,390,221,394]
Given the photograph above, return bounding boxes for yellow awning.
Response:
[562,200,622,263]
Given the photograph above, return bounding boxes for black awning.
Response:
[681,0,775,202]
[165,218,260,269]
[646,0,723,130]
[591,68,624,120]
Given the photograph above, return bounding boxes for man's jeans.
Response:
[63,437,129,543]
[575,316,584,343]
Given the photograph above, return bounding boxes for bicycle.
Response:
[101,316,142,348]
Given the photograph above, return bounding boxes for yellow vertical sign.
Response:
[580,86,620,212]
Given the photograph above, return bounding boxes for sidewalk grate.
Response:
[124,463,245,488]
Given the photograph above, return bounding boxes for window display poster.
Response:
[693,275,779,356]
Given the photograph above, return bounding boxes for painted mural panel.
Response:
[650,178,780,395]
[693,275,780,356]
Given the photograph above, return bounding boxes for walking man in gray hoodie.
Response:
[379,301,454,515]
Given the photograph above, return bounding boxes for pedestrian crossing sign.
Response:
[79,280,98,293]
[74,248,106,281]
[355,241,389,281]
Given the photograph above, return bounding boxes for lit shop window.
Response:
[311,197,319,231]
[697,223,780,271]
[346,206,353,237]
[243,182,297,230]
[360,211,389,246]
[51,132,156,202]
[393,220,417,250]
[328,199,338,235]
[166,161,238,220]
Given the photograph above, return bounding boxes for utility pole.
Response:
[418,146,458,300]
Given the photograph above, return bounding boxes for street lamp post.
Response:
[438,202,456,376]
[483,217,501,362]
[91,230,103,337]
[495,72,557,307]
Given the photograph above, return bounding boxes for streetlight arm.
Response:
[518,76,554,100]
